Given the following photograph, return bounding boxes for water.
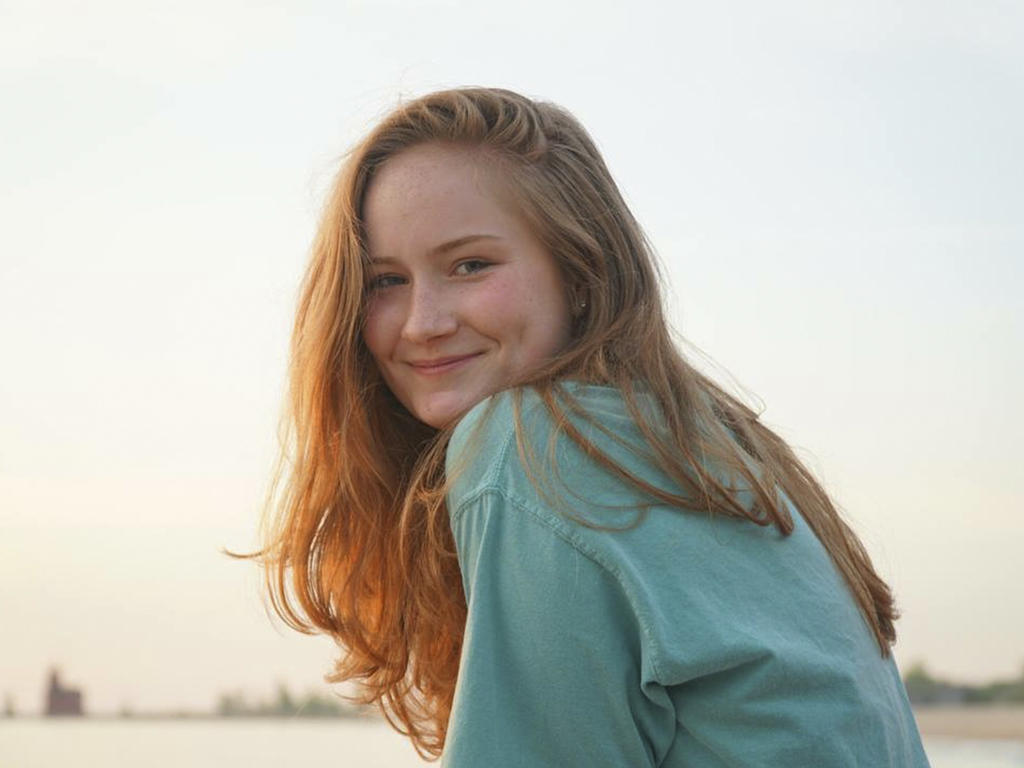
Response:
[924,736,1024,768]
[2,719,1023,766]
[0,718,428,768]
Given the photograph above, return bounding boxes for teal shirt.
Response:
[442,385,930,767]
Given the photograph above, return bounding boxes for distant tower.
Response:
[45,668,84,716]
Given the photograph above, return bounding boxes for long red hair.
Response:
[253,87,898,759]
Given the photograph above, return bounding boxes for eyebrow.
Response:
[370,233,501,264]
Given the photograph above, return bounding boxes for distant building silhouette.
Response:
[45,669,83,716]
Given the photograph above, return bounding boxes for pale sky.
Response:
[1,0,1022,715]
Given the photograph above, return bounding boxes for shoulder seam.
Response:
[450,485,667,682]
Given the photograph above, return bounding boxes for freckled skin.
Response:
[362,143,572,429]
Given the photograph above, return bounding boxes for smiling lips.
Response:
[407,353,482,375]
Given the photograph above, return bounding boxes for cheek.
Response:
[474,269,569,346]
[464,273,528,331]
[362,299,397,362]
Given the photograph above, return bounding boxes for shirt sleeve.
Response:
[442,489,676,768]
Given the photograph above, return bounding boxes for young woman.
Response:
[258,87,930,766]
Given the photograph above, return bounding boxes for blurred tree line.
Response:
[215,684,371,718]
[904,662,1024,705]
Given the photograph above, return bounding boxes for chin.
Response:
[413,390,485,430]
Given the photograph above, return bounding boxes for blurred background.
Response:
[1,0,1022,764]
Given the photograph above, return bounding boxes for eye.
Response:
[368,273,406,291]
[452,259,492,277]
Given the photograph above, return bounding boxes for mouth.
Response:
[407,353,483,375]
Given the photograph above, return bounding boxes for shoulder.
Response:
[444,386,536,499]
[445,383,657,513]
[444,386,665,668]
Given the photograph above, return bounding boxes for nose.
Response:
[401,280,457,344]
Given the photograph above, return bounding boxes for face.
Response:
[361,143,573,429]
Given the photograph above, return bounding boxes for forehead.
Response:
[362,144,527,255]
[371,143,494,194]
